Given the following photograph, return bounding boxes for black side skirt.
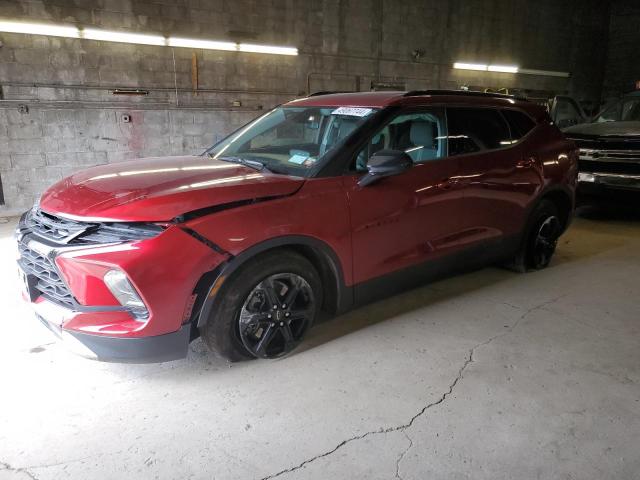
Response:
[352,234,520,307]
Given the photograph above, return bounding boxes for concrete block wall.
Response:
[0,0,612,214]
[0,104,265,211]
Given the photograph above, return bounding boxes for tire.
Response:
[507,200,562,273]
[200,250,322,362]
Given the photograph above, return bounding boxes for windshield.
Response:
[595,97,640,123]
[205,106,378,176]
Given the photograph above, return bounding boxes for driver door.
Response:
[344,108,465,299]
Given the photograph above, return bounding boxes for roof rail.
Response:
[307,91,352,97]
[403,89,528,101]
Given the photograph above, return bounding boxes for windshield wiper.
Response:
[211,155,269,172]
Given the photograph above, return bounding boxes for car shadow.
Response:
[297,206,640,355]
[297,266,516,354]
[183,265,521,368]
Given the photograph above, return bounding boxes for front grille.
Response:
[25,208,164,245]
[26,208,91,243]
[18,242,76,308]
[579,150,640,163]
[571,137,640,177]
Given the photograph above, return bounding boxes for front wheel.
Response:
[200,250,322,361]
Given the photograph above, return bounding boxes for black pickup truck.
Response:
[562,92,640,197]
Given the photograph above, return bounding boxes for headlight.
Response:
[578,172,595,183]
[104,269,148,320]
[87,223,165,243]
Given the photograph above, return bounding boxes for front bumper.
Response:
[38,311,191,363]
[29,298,192,363]
[16,213,226,362]
[578,172,640,194]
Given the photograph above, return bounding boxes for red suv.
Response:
[15,90,577,362]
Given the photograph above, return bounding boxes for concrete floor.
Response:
[0,206,639,480]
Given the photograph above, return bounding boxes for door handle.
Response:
[437,178,452,189]
[517,157,536,168]
[436,177,459,189]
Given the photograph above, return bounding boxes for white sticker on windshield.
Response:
[331,107,373,117]
[289,153,309,164]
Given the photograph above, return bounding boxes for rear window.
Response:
[502,109,536,140]
[446,108,512,156]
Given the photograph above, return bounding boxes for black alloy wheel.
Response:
[200,250,322,362]
[238,273,315,358]
[530,214,560,269]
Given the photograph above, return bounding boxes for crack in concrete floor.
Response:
[2,293,566,480]
[259,295,565,480]
[0,460,39,480]
[394,431,413,480]
[1,451,128,479]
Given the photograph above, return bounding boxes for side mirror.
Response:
[358,149,412,187]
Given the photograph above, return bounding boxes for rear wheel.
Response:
[507,200,562,272]
[200,250,322,361]
[528,212,561,269]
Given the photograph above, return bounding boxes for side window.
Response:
[353,110,446,171]
[502,109,536,141]
[622,99,640,121]
[446,108,511,156]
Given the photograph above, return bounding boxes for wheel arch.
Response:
[194,235,351,329]
[505,185,573,273]
[538,185,574,233]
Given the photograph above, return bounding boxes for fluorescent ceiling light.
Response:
[453,62,488,71]
[454,61,569,77]
[239,43,298,56]
[168,37,236,51]
[0,20,79,37]
[82,28,166,46]
[0,19,299,56]
[488,64,519,73]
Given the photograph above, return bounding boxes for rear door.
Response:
[447,107,541,244]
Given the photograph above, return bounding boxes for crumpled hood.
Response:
[39,156,305,222]
[564,121,640,138]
